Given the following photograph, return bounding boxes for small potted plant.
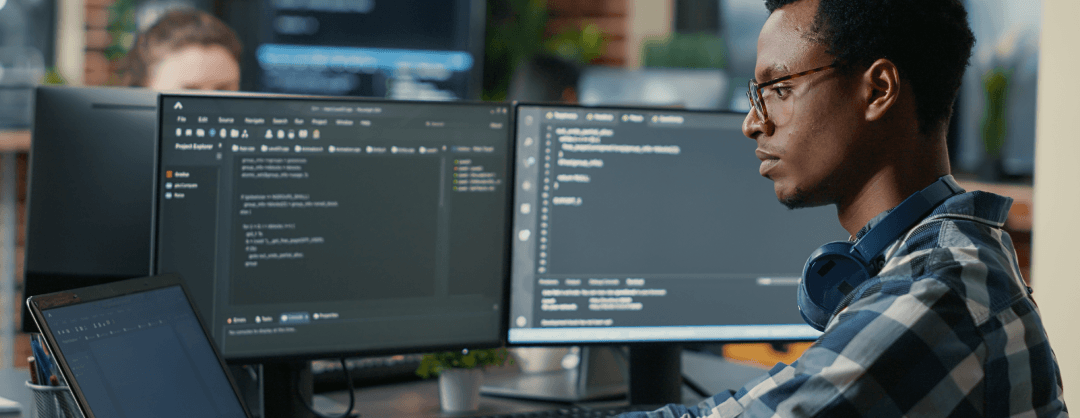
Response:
[416,347,511,412]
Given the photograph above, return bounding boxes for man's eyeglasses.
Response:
[746,63,838,124]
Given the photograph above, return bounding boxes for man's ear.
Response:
[863,58,900,122]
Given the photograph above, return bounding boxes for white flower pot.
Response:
[438,368,484,412]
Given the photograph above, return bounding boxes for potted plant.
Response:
[416,347,511,412]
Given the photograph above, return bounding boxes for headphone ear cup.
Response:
[799,241,873,331]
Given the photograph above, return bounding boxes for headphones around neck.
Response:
[797,176,965,331]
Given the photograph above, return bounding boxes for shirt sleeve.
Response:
[620,274,983,418]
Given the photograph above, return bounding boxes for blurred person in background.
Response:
[121,8,242,91]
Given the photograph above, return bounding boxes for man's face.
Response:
[742,0,865,209]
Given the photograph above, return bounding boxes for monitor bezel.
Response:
[504,102,821,347]
[151,92,515,362]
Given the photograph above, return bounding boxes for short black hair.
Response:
[764,0,975,134]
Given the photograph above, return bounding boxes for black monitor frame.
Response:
[505,103,836,404]
[22,86,158,332]
[150,91,514,364]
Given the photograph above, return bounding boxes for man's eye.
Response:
[771,86,790,98]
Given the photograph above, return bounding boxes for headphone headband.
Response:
[798,176,964,331]
[850,176,964,262]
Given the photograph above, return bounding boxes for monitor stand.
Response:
[627,344,682,405]
[481,346,628,402]
[262,361,317,418]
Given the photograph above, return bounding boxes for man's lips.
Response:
[756,149,779,176]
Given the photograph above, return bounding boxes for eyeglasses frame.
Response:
[746,63,839,123]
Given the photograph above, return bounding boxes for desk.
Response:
[317,351,764,418]
[0,350,763,417]
[319,377,588,418]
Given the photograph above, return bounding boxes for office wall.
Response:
[1031,0,1080,409]
[626,0,673,68]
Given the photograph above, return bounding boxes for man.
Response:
[621,0,1067,416]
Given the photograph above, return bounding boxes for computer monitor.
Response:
[222,0,486,100]
[508,104,846,404]
[22,86,158,332]
[152,92,512,416]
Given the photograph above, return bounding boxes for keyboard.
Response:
[473,404,659,418]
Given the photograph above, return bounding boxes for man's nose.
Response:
[742,109,772,140]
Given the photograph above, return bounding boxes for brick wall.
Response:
[84,0,116,86]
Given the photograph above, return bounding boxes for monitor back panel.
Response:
[23,86,158,331]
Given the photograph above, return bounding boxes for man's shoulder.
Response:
[878,190,1027,325]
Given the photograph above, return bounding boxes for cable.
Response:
[294,358,359,418]
[681,374,711,398]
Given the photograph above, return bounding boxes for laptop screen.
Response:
[36,284,248,418]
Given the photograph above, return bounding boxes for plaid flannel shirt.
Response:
[623,183,1068,417]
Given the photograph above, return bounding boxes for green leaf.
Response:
[414,348,511,378]
[42,67,67,85]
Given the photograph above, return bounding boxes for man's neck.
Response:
[835,139,951,237]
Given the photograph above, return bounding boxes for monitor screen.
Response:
[224,0,485,100]
[153,93,512,360]
[23,86,158,332]
[508,105,847,345]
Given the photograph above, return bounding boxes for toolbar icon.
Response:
[196,129,205,137]
[313,129,320,139]
[288,130,295,139]
[277,130,285,139]
[175,128,182,137]
[230,129,240,138]
[241,129,249,139]
[265,129,273,139]
[173,102,183,110]
[299,129,308,139]
[220,129,227,139]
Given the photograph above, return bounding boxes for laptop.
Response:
[26,274,252,418]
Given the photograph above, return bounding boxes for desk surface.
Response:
[317,351,764,418]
